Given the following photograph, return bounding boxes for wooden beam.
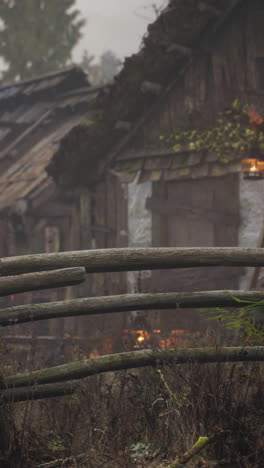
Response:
[0,267,86,297]
[1,290,264,327]
[2,248,264,276]
[5,346,264,389]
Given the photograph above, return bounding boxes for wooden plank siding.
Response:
[142,175,240,331]
[115,0,264,174]
[109,3,264,335]
[0,68,101,347]
[74,174,128,339]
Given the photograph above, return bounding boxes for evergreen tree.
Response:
[0,0,85,81]
[81,49,122,86]
[100,50,122,83]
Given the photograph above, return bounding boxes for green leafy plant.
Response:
[161,100,264,160]
[47,438,65,452]
[202,295,264,340]
[130,441,150,460]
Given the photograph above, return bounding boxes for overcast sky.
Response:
[74,0,167,61]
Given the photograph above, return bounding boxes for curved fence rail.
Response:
[2,346,264,403]
[0,290,264,327]
[1,247,264,276]
[0,247,264,404]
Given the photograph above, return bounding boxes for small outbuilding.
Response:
[48,0,264,340]
[0,67,102,339]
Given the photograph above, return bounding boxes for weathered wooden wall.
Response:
[1,171,128,351]
[67,173,128,345]
[109,0,264,332]
[120,1,264,157]
[0,189,76,337]
[3,1,264,345]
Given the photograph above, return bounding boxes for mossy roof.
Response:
[48,0,243,187]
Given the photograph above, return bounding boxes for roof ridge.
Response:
[0,66,86,92]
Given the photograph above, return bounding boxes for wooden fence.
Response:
[1,247,264,405]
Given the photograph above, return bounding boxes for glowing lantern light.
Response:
[242,158,264,180]
[137,336,145,343]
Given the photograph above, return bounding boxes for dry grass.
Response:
[1,333,264,468]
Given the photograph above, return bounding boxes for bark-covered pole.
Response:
[1,380,79,404]
[0,267,86,297]
[1,247,264,276]
[1,290,264,327]
[6,346,264,389]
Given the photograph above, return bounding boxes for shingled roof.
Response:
[0,67,100,211]
[48,0,243,187]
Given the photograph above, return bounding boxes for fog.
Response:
[2,2,262,466]
[74,0,167,60]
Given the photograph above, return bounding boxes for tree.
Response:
[100,50,122,84]
[80,50,102,86]
[0,0,85,82]
[81,49,122,86]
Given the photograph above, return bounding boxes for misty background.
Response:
[74,0,166,60]
[0,0,167,85]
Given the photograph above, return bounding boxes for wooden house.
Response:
[48,0,264,341]
[0,67,103,340]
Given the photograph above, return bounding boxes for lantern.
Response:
[242,158,264,180]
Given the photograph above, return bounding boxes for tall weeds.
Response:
[1,343,263,467]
